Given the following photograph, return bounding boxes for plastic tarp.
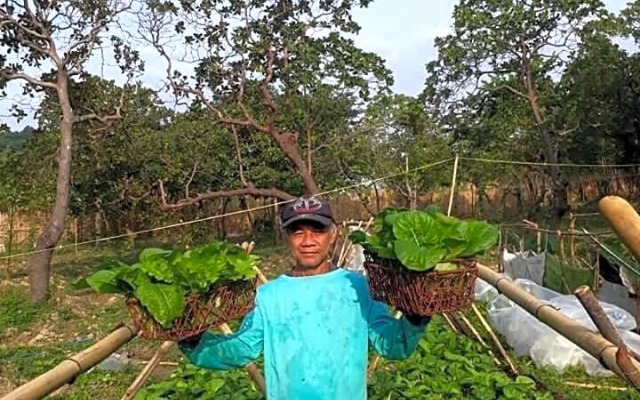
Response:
[501,249,545,286]
[475,277,640,376]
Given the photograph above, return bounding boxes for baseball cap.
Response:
[281,195,335,229]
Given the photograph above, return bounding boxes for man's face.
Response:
[285,221,337,269]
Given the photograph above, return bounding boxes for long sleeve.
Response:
[178,303,265,370]
[366,298,429,361]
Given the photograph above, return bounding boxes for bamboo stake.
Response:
[447,155,459,216]
[478,263,640,389]
[470,303,518,374]
[121,341,174,400]
[456,313,501,366]
[1,325,138,400]
[441,313,459,333]
[565,381,630,391]
[575,286,626,348]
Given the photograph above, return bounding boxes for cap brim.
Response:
[282,214,333,229]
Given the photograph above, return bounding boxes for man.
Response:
[178,195,430,399]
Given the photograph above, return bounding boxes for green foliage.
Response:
[349,207,498,271]
[0,287,50,338]
[76,242,259,328]
[135,362,264,400]
[369,318,551,400]
[135,318,549,400]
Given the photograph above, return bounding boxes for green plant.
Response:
[135,362,264,400]
[368,318,552,400]
[349,207,498,271]
[74,241,259,328]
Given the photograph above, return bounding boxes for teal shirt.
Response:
[179,268,428,400]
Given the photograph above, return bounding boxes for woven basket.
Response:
[363,251,478,317]
[126,278,257,341]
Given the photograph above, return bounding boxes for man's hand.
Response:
[401,312,431,327]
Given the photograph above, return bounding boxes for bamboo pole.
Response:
[1,325,138,400]
[477,263,640,389]
[121,341,175,400]
[598,196,640,261]
[447,155,459,216]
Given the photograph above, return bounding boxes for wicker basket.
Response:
[363,251,478,317]
[126,278,257,341]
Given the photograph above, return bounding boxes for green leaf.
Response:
[84,270,126,294]
[392,211,439,245]
[134,281,185,329]
[139,248,176,283]
[348,230,368,244]
[457,220,499,257]
[394,240,447,271]
[435,262,458,272]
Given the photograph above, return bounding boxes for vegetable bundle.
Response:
[349,206,499,271]
[76,241,259,328]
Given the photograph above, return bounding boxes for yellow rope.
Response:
[0,158,455,260]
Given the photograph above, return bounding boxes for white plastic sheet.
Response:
[475,277,640,376]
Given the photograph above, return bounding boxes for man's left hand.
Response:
[403,313,431,326]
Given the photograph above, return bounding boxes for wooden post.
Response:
[574,285,640,361]
[447,155,459,216]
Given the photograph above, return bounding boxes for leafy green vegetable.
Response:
[76,241,259,329]
[349,207,498,271]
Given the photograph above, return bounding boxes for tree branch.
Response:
[486,84,530,99]
[0,70,58,89]
[75,88,125,123]
[157,180,295,211]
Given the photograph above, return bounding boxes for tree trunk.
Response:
[274,132,319,195]
[523,65,568,229]
[27,74,74,303]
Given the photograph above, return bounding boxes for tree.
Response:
[423,0,613,228]
[344,94,453,211]
[0,0,134,301]
[136,0,392,208]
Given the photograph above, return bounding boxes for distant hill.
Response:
[0,126,35,149]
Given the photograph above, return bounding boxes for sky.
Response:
[1,0,634,131]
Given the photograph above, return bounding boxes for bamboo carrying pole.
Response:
[1,325,139,400]
[477,263,640,390]
[598,196,640,261]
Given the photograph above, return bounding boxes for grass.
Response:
[1,234,639,399]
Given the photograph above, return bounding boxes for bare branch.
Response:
[0,70,58,89]
[157,180,294,211]
[230,125,247,186]
[486,84,530,99]
[185,161,198,198]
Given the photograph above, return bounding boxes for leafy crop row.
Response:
[135,317,550,399]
